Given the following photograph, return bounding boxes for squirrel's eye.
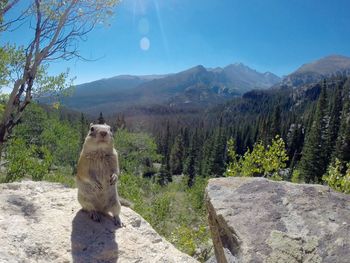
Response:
[90,127,94,132]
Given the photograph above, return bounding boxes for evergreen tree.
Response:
[184,129,200,186]
[299,80,329,183]
[210,126,226,177]
[98,112,105,124]
[286,123,304,167]
[334,80,350,168]
[202,118,227,177]
[184,145,196,187]
[169,134,184,175]
[327,82,343,159]
[161,121,171,164]
[260,116,270,144]
[182,127,190,161]
[270,104,281,139]
[157,163,172,186]
[200,132,214,177]
[195,126,205,175]
[235,130,244,155]
[252,119,259,143]
[289,151,298,177]
[243,125,253,152]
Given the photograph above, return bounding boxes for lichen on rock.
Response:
[266,230,321,263]
[206,177,350,263]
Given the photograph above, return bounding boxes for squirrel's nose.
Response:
[100,131,107,137]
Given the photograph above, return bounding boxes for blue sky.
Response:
[4,0,350,84]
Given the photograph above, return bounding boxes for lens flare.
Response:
[140,37,150,51]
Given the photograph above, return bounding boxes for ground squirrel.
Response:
[76,123,122,226]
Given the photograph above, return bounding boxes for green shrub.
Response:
[114,129,161,175]
[118,173,145,209]
[323,159,350,194]
[118,173,212,261]
[30,146,53,181]
[5,138,52,182]
[170,224,211,261]
[42,166,76,188]
[291,169,303,183]
[186,176,208,213]
[40,118,80,168]
[5,138,30,182]
[147,194,171,233]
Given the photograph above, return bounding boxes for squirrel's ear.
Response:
[89,123,94,127]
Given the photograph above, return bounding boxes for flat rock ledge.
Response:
[205,177,350,263]
[0,181,198,263]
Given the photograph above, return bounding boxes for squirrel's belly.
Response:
[78,183,117,212]
[77,157,118,212]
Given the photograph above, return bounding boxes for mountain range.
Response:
[59,63,280,114]
[281,55,350,87]
[57,54,350,115]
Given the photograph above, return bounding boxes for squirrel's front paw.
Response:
[113,215,124,227]
[110,173,118,185]
[90,211,101,222]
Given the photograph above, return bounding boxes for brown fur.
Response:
[76,123,122,226]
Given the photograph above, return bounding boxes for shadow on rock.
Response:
[71,210,119,263]
[7,194,40,222]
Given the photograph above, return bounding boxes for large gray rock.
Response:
[205,177,350,263]
[0,181,198,263]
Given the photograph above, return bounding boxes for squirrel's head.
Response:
[84,123,114,151]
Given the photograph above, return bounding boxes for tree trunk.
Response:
[0,139,3,164]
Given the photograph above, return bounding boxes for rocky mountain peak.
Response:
[282,54,350,88]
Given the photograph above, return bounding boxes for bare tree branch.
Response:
[0,0,120,146]
[0,0,21,17]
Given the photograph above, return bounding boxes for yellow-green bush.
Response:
[323,159,350,194]
[225,135,288,179]
[291,169,303,183]
[170,224,211,260]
